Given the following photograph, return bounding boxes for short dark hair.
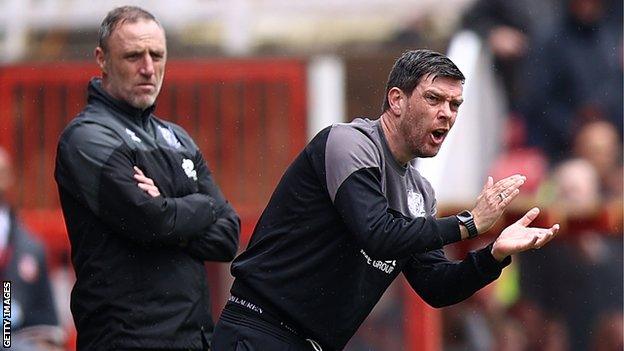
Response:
[382,49,465,112]
[98,6,161,52]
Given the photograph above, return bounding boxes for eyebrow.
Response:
[426,88,463,105]
[123,48,165,56]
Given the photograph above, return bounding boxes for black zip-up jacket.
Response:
[55,79,240,350]
[229,119,509,350]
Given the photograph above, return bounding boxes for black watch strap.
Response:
[456,210,478,239]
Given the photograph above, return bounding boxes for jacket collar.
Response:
[376,119,408,176]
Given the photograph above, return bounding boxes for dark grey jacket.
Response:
[230,118,509,350]
[55,79,239,350]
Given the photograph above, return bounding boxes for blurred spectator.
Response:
[490,117,549,197]
[491,318,527,351]
[507,299,556,351]
[443,284,500,351]
[550,158,601,215]
[590,311,624,351]
[520,0,623,161]
[573,120,623,201]
[462,0,561,111]
[520,157,623,350]
[12,326,66,351]
[501,119,622,350]
[0,147,65,349]
[345,282,404,351]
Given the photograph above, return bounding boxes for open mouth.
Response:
[430,129,448,143]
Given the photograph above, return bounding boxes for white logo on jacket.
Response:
[158,125,182,149]
[182,159,197,181]
[360,250,396,274]
[125,128,142,143]
[407,189,426,218]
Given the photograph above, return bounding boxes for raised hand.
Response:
[491,207,559,261]
[134,166,161,198]
[472,174,525,234]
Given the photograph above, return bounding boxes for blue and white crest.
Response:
[158,125,182,149]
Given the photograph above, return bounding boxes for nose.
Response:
[139,53,154,77]
[438,101,453,121]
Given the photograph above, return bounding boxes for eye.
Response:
[125,53,142,61]
[151,52,164,61]
[426,94,439,103]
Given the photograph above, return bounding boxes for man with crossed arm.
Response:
[55,6,239,350]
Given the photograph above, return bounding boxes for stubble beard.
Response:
[400,111,426,159]
[129,93,157,110]
[127,80,162,110]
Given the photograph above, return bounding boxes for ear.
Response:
[387,87,404,115]
[94,47,107,74]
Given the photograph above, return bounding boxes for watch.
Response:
[456,210,478,239]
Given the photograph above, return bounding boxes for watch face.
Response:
[458,210,472,221]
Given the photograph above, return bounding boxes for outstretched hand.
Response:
[491,207,559,261]
[472,174,525,234]
[134,166,161,198]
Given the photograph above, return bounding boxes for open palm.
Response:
[491,207,559,261]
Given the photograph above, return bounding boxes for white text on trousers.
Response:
[228,296,263,314]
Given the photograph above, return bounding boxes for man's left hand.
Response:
[491,207,559,261]
[134,166,161,198]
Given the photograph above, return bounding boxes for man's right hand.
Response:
[471,174,525,235]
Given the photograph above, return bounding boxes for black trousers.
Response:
[211,304,321,351]
[119,332,210,351]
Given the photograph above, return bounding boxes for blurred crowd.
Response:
[0,149,65,350]
[441,0,623,350]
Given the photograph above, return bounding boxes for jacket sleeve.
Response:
[402,244,511,308]
[56,122,218,246]
[182,150,240,262]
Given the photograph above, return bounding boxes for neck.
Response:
[379,111,412,166]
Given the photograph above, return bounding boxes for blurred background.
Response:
[0,0,621,350]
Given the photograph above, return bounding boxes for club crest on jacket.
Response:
[158,125,182,149]
[124,128,142,143]
[182,159,197,181]
[407,189,425,218]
